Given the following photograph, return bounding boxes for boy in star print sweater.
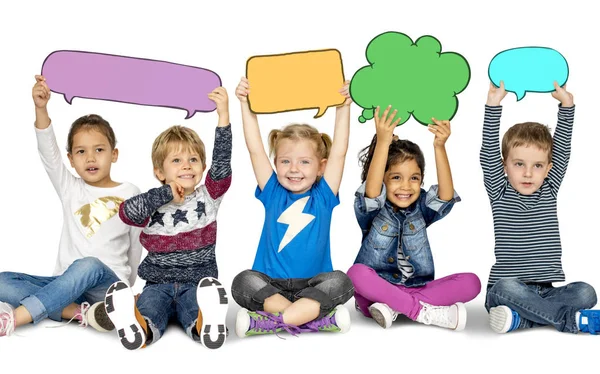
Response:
[105,88,232,350]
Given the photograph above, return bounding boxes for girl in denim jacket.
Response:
[347,106,481,330]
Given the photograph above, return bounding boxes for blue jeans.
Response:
[485,278,598,333]
[0,257,120,324]
[136,282,200,344]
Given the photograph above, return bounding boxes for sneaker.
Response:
[235,308,300,338]
[301,304,351,333]
[86,301,115,332]
[368,303,398,329]
[195,277,229,349]
[416,301,467,331]
[578,309,600,335]
[0,302,16,337]
[489,305,521,333]
[105,281,147,350]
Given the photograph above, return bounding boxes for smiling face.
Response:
[274,138,326,194]
[384,158,423,209]
[155,143,205,195]
[504,145,552,195]
[67,129,118,188]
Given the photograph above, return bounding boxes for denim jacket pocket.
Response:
[367,216,398,250]
[401,217,428,253]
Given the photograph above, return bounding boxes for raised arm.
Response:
[365,105,401,198]
[547,82,575,191]
[428,118,453,200]
[480,81,508,200]
[205,87,232,200]
[323,81,351,195]
[33,75,77,197]
[235,77,273,190]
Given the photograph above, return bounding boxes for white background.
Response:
[1,0,598,371]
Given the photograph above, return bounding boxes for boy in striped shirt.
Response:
[481,81,598,335]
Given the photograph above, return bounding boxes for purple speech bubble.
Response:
[41,50,221,119]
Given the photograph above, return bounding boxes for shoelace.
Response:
[253,311,302,339]
[47,301,91,329]
[301,314,337,332]
[420,303,451,327]
[0,313,16,337]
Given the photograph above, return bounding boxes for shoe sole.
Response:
[196,277,229,349]
[489,306,512,333]
[105,281,146,350]
[454,302,467,331]
[368,304,391,329]
[88,302,115,333]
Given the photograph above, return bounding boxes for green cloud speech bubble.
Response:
[350,32,470,126]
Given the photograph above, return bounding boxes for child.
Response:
[482,81,599,334]
[104,87,232,350]
[230,77,354,338]
[347,105,481,330]
[0,75,143,337]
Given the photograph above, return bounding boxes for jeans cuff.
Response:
[20,295,49,324]
[145,317,162,345]
[185,319,202,342]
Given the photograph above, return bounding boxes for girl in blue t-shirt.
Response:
[230,77,354,339]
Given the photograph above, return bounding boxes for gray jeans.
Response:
[485,278,597,333]
[231,269,354,318]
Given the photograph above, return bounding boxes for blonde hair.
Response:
[151,125,206,184]
[502,122,553,163]
[268,124,332,160]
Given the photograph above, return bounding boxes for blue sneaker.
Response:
[490,305,521,333]
[578,309,600,335]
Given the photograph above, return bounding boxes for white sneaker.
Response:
[0,302,16,337]
[368,303,398,329]
[416,301,466,331]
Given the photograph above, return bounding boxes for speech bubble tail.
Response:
[362,108,374,121]
[314,107,327,119]
[184,109,195,120]
[515,91,526,101]
[358,116,366,123]
[64,94,74,104]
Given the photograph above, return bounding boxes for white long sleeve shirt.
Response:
[36,123,143,285]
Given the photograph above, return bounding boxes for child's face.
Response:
[275,139,326,194]
[155,144,205,195]
[384,159,422,210]
[67,129,118,188]
[504,145,552,195]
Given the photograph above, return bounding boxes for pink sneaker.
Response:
[0,302,16,337]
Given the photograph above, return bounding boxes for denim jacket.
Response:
[353,182,460,287]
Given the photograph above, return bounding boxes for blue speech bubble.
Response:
[488,47,568,101]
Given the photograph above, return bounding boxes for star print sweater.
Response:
[119,125,232,284]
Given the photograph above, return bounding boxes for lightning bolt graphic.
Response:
[277,196,315,253]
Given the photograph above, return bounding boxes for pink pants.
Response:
[347,264,481,320]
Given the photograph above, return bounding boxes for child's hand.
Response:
[374,105,401,144]
[168,181,185,204]
[208,87,229,115]
[551,81,574,107]
[32,75,50,108]
[208,87,230,126]
[487,81,507,106]
[235,77,249,103]
[429,118,451,148]
[338,80,352,107]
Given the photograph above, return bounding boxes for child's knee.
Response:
[346,263,371,281]
[570,282,597,307]
[70,257,106,275]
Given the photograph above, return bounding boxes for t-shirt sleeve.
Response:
[255,171,281,207]
[314,177,340,210]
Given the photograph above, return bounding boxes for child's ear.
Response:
[319,159,328,176]
[111,148,119,163]
[154,167,166,183]
[546,162,553,177]
[67,153,75,168]
[502,159,507,175]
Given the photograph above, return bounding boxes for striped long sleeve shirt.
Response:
[480,105,575,287]
[119,124,232,284]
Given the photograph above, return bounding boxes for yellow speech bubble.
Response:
[246,49,345,118]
